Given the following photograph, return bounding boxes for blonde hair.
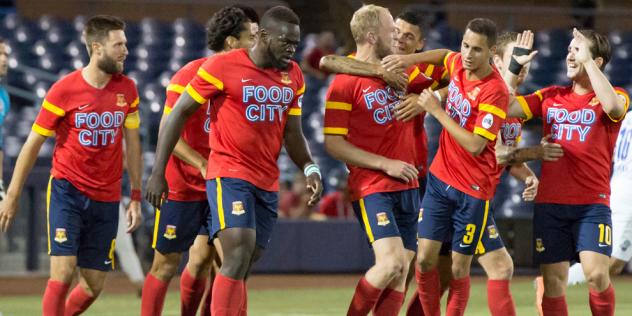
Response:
[350,5,386,44]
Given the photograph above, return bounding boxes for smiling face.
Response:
[393,18,424,55]
[374,8,396,59]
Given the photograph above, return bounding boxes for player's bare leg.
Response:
[414,238,443,316]
[540,262,569,315]
[199,239,223,316]
[609,257,628,275]
[477,248,515,315]
[140,251,183,316]
[212,227,256,315]
[580,251,615,315]
[347,237,408,315]
[42,256,76,315]
[64,268,107,315]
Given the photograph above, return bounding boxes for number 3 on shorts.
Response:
[598,223,612,245]
[463,223,476,244]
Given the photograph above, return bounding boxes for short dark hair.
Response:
[397,8,426,39]
[260,6,300,30]
[206,7,251,52]
[578,29,611,70]
[495,31,519,57]
[232,5,259,24]
[465,18,497,47]
[84,15,125,56]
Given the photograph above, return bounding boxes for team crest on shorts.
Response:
[280,72,292,85]
[535,238,545,252]
[54,228,67,243]
[163,225,177,240]
[116,94,128,107]
[487,225,499,239]
[232,201,245,216]
[418,208,424,222]
[376,212,390,226]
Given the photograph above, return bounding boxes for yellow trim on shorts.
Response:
[475,201,490,254]
[151,209,161,249]
[216,178,226,230]
[359,198,375,243]
[108,239,116,270]
[46,176,53,254]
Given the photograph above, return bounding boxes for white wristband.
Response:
[433,90,442,103]
[303,163,321,179]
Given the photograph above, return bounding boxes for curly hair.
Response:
[206,7,251,52]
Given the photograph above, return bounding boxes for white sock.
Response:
[567,262,586,286]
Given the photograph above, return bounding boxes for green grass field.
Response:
[0,277,630,315]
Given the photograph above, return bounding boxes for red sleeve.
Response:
[442,51,459,77]
[32,82,68,137]
[516,86,558,120]
[323,75,353,136]
[124,82,140,129]
[289,66,305,117]
[186,55,224,105]
[408,63,449,94]
[474,85,509,141]
[163,70,188,115]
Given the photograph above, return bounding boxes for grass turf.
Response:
[0,277,630,315]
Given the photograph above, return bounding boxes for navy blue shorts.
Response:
[351,189,420,251]
[47,177,118,271]
[206,178,278,249]
[418,173,491,255]
[533,203,612,264]
[152,200,210,254]
[475,210,504,255]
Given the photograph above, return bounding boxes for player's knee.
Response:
[416,252,437,272]
[451,263,470,279]
[82,282,104,297]
[220,248,253,279]
[585,269,610,291]
[187,257,212,278]
[486,258,514,280]
[375,257,405,282]
[51,265,76,283]
[150,258,180,281]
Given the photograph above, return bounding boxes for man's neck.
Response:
[355,44,380,64]
[572,74,593,95]
[248,45,273,69]
[465,63,492,81]
[82,61,112,89]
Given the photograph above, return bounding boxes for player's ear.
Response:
[416,38,425,52]
[259,29,269,43]
[225,36,239,50]
[492,54,503,70]
[594,56,604,69]
[366,31,376,45]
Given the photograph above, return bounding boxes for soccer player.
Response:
[323,5,447,315]
[506,28,628,316]
[140,6,259,316]
[0,37,9,200]
[566,111,632,287]
[381,18,509,316]
[0,15,142,316]
[145,6,323,316]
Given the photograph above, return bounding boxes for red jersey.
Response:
[491,117,524,188]
[429,52,509,200]
[517,85,630,206]
[323,65,432,200]
[318,191,352,218]
[186,49,304,191]
[163,57,210,201]
[407,63,448,176]
[32,70,139,201]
